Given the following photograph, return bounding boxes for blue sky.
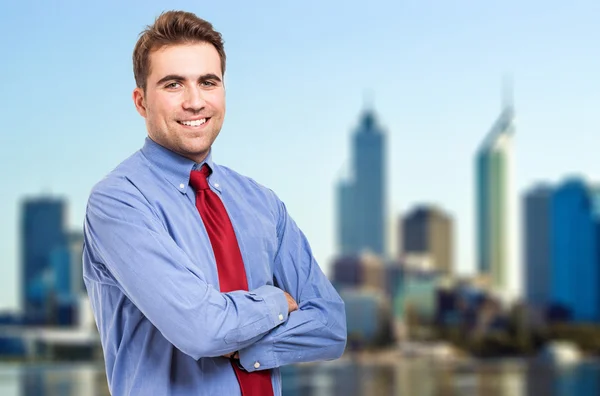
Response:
[0,0,599,309]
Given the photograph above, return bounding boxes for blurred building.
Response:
[401,205,454,275]
[394,270,441,325]
[383,258,404,298]
[331,255,361,290]
[550,178,600,322]
[21,197,67,323]
[340,289,393,348]
[48,246,75,325]
[361,252,385,291]
[523,184,553,310]
[331,252,385,293]
[435,280,464,328]
[434,275,510,338]
[336,108,387,256]
[68,231,86,296]
[475,96,517,296]
[19,197,86,327]
[48,240,85,327]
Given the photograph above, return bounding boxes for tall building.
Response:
[337,180,357,254]
[475,98,517,295]
[523,184,553,309]
[550,178,600,322]
[337,108,387,256]
[401,205,454,275]
[20,197,67,321]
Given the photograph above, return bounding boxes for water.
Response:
[0,357,599,395]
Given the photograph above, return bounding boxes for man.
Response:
[82,10,347,396]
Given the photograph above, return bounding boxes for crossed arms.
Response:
[83,182,347,371]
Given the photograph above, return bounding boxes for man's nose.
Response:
[182,86,206,111]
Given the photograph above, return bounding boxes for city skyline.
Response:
[1,1,600,310]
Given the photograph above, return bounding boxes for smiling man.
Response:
[82,10,346,396]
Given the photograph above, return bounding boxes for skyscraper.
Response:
[337,180,357,254]
[21,197,67,321]
[337,108,387,256]
[401,205,454,275]
[523,184,553,309]
[550,178,600,322]
[475,98,517,295]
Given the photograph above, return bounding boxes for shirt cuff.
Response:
[238,337,277,372]
[248,285,289,327]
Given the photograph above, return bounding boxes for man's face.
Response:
[133,42,225,163]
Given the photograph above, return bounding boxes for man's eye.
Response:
[201,81,215,87]
[165,82,181,89]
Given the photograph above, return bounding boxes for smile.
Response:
[177,118,209,127]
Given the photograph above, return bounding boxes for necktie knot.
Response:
[189,164,212,191]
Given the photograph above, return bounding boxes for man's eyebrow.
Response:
[156,74,185,86]
[198,74,222,83]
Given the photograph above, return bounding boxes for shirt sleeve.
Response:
[83,179,289,360]
[237,197,347,372]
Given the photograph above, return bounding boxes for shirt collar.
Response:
[140,136,221,194]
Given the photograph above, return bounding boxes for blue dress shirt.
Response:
[82,137,347,395]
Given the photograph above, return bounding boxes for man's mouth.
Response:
[177,118,209,127]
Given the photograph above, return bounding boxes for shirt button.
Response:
[179,183,185,189]
[214,183,220,188]
[254,361,260,369]
[278,314,284,321]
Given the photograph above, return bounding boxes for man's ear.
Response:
[133,87,147,118]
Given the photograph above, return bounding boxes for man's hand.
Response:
[284,291,298,314]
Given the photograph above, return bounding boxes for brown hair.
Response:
[133,10,226,91]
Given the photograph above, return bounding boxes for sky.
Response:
[0,0,599,310]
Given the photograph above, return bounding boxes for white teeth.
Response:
[180,119,206,127]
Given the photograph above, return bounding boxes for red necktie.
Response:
[189,164,274,396]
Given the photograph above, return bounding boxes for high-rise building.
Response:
[550,178,600,322]
[20,197,67,321]
[401,205,454,275]
[475,99,517,295]
[336,108,387,256]
[337,180,357,254]
[523,184,553,309]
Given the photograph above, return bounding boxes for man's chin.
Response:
[178,144,211,162]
